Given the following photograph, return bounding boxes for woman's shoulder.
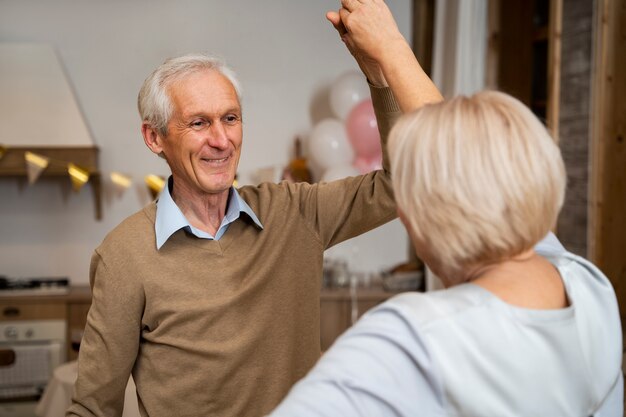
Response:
[364,285,491,331]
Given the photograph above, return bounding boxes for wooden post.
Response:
[546,0,562,140]
[485,0,500,90]
[589,0,626,345]
[412,0,435,76]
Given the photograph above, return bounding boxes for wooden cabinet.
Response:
[0,302,66,321]
[0,286,91,361]
[64,287,91,361]
[1,285,399,357]
[320,287,401,351]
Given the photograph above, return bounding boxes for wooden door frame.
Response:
[589,0,626,331]
[412,0,436,76]
[485,0,562,136]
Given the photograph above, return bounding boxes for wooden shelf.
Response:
[0,146,102,220]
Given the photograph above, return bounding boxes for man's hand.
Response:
[328,0,443,112]
[326,5,388,87]
[338,0,405,62]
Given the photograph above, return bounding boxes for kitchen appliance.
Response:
[0,319,66,416]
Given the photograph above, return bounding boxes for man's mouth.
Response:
[201,155,230,164]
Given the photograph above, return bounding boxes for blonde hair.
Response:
[389,91,566,283]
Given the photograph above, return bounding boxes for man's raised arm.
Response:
[327,0,443,112]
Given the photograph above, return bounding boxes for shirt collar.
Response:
[155,176,262,249]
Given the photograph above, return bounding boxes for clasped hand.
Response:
[326,0,405,87]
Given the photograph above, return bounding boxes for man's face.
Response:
[159,69,243,198]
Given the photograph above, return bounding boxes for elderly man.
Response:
[68,7,441,417]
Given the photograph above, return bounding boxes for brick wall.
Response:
[556,0,594,256]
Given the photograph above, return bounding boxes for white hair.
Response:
[138,53,242,136]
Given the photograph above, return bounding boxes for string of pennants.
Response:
[0,144,166,199]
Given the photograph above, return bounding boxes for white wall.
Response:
[0,0,411,285]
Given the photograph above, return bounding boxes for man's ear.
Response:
[142,123,164,156]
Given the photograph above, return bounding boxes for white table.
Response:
[35,361,140,417]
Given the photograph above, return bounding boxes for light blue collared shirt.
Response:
[154,177,263,249]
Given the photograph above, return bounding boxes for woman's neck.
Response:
[469,251,569,310]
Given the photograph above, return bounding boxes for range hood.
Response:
[0,43,101,219]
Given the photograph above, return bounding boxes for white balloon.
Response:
[308,119,354,171]
[321,164,360,182]
[329,71,370,120]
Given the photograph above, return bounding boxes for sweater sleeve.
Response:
[66,249,144,417]
[268,299,445,417]
[299,85,401,249]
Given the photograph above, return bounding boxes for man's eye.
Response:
[190,120,207,129]
[224,115,240,124]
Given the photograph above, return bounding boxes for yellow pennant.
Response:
[67,163,90,192]
[0,144,6,161]
[145,174,165,200]
[24,151,50,184]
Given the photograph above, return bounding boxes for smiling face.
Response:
[150,69,243,200]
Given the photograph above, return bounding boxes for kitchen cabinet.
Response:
[0,286,91,361]
[1,285,400,357]
[320,287,401,351]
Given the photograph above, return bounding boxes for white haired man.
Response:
[67,7,442,417]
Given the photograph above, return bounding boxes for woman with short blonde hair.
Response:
[271,1,622,416]
[390,91,566,284]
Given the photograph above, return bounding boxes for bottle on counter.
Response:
[282,137,312,183]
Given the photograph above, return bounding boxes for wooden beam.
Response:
[485,0,501,89]
[546,0,562,140]
[496,0,534,106]
[412,0,435,76]
[589,0,626,339]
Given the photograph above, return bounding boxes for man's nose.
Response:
[207,122,229,149]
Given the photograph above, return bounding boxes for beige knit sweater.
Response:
[68,86,400,417]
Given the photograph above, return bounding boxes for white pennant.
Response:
[110,172,132,196]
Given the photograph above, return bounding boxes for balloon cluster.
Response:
[308,71,383,182]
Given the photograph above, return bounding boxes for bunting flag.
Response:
[67,163,90,192]
[24,151,50,184]
[145,174,166,200]
[110,171,132,190]
[4,145,250,219]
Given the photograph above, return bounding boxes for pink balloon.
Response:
[346,99,382,160]
[353,156,383,174]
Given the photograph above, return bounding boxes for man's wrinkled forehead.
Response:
[166,69,241,118]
